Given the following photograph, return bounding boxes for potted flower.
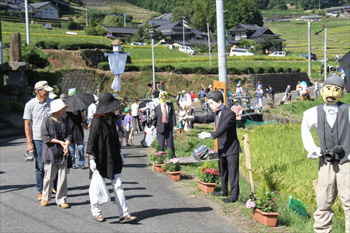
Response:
[195,167,220,194]
[149,151,165,173]
[246,191,279,227]
[163,158,181,181]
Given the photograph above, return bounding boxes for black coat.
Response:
[86,114,122,179]
[152,102,176,133]
[194,107,242,157]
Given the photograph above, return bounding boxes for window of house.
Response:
[235,33,241,41]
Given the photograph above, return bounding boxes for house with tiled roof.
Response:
[228,24,285,50]
[2,1,59,19]
[103,26,139,40]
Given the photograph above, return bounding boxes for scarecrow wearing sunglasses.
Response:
[301,75,350,233]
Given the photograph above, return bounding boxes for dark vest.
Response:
[316,102,350,165]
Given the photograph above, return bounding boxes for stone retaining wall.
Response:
[249,72,312,93]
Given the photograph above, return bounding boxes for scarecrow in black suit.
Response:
[185,91,242,202]
[151,91,176,156]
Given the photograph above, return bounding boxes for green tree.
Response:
[225,0,263,29]
[103,15,124,27]
[267,0,287,10]
[253,0,270,9]
[298,0,319,10]
[192,0,208,31]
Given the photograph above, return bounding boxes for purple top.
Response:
[116,120,123,131]
[124,114,133,130]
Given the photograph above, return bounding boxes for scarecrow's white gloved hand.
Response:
[307,147,322,159]
[90,159,97,172]
[183,116,194,122]
[198,132,212,140]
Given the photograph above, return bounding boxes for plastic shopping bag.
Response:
[89,170,111,205]
[288,195,307,216]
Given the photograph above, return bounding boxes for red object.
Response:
[252,209,279,227]
[190,92,197,100]
[167,171,181,181]
[162,105,166,123]
[153,164,164,173]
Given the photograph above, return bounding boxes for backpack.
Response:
[191,144,209,161]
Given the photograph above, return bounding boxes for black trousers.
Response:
[219,154,239,200]
[157,125,175,155]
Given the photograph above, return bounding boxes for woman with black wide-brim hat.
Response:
[86,92,137,223]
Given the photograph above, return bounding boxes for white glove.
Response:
[307,147,322,159]
[149,126,156,135]
[90,159,97,172]
[198,132,212,140]
[183,116,194,122]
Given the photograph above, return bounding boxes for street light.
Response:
[301,15,322,77]
[149,30,165,91]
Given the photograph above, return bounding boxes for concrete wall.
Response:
[249,72,312,93]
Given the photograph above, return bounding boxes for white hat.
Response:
[34,81,53,91]
[208,85,212,88]
[49,91,57,99]
[49,99,69,114]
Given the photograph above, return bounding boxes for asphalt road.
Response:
[0,131,240,233]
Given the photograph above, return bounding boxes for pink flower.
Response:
[246,199,256,209]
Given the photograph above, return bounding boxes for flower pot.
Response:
[153,164,164,173]
[252,208,279,227]
[195,179,217,194]
[167,171,181,181]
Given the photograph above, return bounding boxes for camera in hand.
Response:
[24,150,35,162]
[324,145,344,162]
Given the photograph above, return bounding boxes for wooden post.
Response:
[243,134,254,193]
[212,80,227,151]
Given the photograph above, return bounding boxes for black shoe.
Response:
[222,197,238,203]
[211,192,228,197]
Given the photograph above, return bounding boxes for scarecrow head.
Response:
[159,91,169,104]
[320,75,345,105]
[207,91,223,113]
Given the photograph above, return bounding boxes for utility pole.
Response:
[216,0,228,84]
[124,13,126,27]
[207,23,211,66]
[25,0,30,45]
[86,9,88,26]
[0,13,3,64]
[308,19,311,76]
[324,28,327,81]
[182,18,186,54]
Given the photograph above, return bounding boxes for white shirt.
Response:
[131,103,139,116]
[301,103,350,159]
[87,103,97,121]
[236,86,243,94]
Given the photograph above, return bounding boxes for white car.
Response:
[131,42,146,46]
[179,46,196,55]
[229,48,254,56]
[269,51,286,57]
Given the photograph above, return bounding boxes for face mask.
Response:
[159,91,168,104]
[320,84,344,105]
[208,99,222,112]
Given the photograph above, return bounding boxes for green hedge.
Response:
[35,41,110,50]
[96,63,302,75]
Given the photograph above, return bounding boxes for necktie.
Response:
[162,105,166,123]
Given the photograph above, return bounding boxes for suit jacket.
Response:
[194,107,242,157]
[152,102,176,133]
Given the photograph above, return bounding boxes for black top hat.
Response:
[96,93,120,114]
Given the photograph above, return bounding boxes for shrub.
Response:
[22,45,49,68]
[242,67,255,74]
[175,67,192,74]
[158,65,175,72]
[256,67,265,74]
[276,67,284,73]
[227,67,241,75]
[97,62,109,70]
[294,68,301,72]
[36,41,59,49]
[192,66,207,74]
[266,67,275,73]
[140,65,153,71]
[207,67,218,74]
[287,68,292,73]
[125,65,140,72]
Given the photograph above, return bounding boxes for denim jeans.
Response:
[33,140,44,193]
[69,141,85,167]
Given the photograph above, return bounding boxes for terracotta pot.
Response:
[252,208,279,227]
[195,179,217,194]
[153,164,164,173]
[167,171,181,181]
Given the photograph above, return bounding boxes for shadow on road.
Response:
[0,184,35,194]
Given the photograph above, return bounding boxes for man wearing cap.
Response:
[184,91,242,203]
[23,81,54,201]
[301,75,350,233]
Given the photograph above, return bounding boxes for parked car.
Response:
[131,42,146,46]
[179,46,196,55]
[269,51,286,57]
[229,48,255,56]
[299,53,317,60]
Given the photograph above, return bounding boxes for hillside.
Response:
[81,0,157,21]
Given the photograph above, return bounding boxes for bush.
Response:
[175,67,192,74]
[192,66,207,74]
[140,65,153,71]
[158,65,175,72]
[207,67,218,74]
[242,67,255,74]
[266,67,275,73]
[36,41,59,49]
[294,68,301,72]
[227,67,241,75]
[22,45,49,68]
[256,67,265,74]
[276,67,284,73]
[125,65,140,72]
[97,62,109,70]
[287,68,292,73]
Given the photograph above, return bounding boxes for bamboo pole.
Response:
[243,134,254,193]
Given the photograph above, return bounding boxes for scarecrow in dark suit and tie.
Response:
[151,91,176,156]
[184,91,242,202]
